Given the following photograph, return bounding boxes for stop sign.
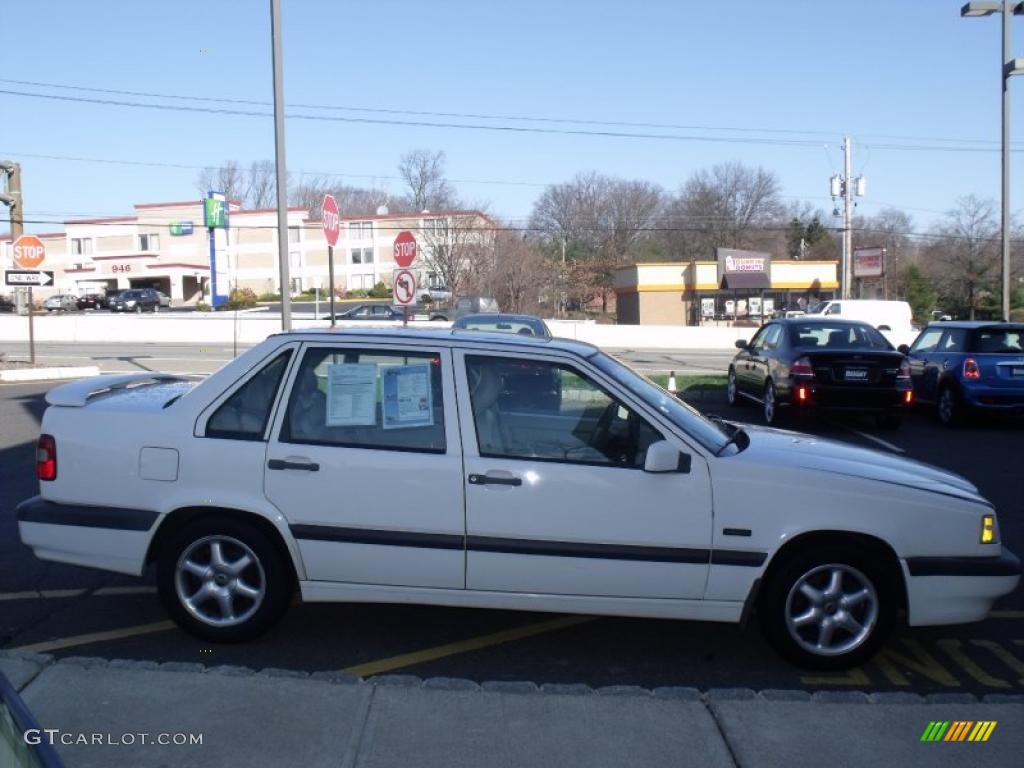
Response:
[12,235,46,269]
[393,231,417,268]
[321,195,340,247]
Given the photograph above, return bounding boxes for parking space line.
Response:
[8,620,176,654]
[343,615,593,678]
[835,424,905,454]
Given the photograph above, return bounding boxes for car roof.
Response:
[770,317,874,327]
[270,326,597,356]
[456,313,543,323]
[924,321,1022,329]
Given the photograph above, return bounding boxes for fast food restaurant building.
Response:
[615,248,840,325]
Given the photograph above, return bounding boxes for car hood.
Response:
[733,423,989,506]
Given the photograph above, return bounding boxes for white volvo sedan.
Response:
[17,329,1020,669]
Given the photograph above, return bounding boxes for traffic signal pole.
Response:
[1,161,34,365]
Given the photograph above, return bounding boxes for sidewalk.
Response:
[3,653,1022,768]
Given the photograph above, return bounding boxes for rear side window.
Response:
[281,347,446,453]
[206,351,292,440]
[972,327,1024,354]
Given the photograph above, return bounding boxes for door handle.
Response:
[468,473,522,487]
[268,458,320,472]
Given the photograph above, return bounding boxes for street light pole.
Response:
[961,2,1024,322]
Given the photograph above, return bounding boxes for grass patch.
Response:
[648,374,727,402]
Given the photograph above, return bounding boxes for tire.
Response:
[758,545,897,669]
[157,516,293,643]
[936,385,962,427]
[135,304,142,314]
[763,380,780,425]
[153,303,159,313]
[875,411,904,430]
[726,367,743,407]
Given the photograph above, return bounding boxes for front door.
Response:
[264,343,465,588]
[455,351,713,600]
[907,326,945,402]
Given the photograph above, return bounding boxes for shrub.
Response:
[349,288,370,298]
[227,288,258,310]
[369,281,391,299]
[195,302,211,312]
[256,292,281,302]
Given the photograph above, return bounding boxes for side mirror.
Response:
[734,339,749,349]
[644,440,691,474]
[897,344,911,355]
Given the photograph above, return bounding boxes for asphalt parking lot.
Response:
[1,379,1021,695]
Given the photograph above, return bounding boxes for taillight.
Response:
[963,358,981,380]
[904,390,913,405]
[791,356,814,376]
[36,434,57,481]
[897,360,911,380]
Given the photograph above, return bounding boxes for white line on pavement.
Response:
[0,586,156,602]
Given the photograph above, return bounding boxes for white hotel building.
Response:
[2,200,492,302]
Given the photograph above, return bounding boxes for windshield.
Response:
[789,322,892,350]
[592,352,730,454]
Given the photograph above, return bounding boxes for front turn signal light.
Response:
[981,514,998,544]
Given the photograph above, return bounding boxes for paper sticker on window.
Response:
[326,363,377,426]
[382,364,433,429]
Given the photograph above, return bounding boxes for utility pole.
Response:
[842,136,854,300]
[560,236,566,318]
[270,0,291,331]
[1,161,33,364]
[1000,3,1012,320]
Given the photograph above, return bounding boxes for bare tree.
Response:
[194,161,246,203]
[925,196,999,319]
[663,162,782,260]
[419,212,494,294]
[246,160,277,208]
[398,149,456,211]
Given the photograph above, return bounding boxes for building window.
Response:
[289,251,301,270]
[351,248,373,265]
[422,218,447,237]
[71,238,93,256]
[288,226,301,244]
[348,221,372,239]
[138,234,160,251]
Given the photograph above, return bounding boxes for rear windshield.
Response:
[971,327,1024,354]
[788,323,892,350]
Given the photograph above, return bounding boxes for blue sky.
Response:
[1,0,1021,233]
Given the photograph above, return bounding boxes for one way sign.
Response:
[5,270,55,287]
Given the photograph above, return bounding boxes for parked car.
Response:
[900,321,1024,426]
[728,318,913,428]
[429,295,499,322]
[109,288,160,313]
[333,303,405,321]
[15,329,1020,669]
[0,294,15,313]
[805,299,914,332]
[155,290,171,308]
[76,292,108,310]
[420,286,452,303]
[43,294,79,312]
[453,313,552,338]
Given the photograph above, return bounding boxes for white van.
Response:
[805,299,914,332]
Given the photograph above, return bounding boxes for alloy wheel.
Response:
[763,383,775,424]
[174,535,266,628]
[784,563,878,657]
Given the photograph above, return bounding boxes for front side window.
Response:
[466,356,662,468]
[911,327,945,355]
[206,351,292,440]
[282,348,446,453]
[940,329,968,352]
[761,324,783,351]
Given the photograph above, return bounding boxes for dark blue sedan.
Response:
[900,321,1024,425]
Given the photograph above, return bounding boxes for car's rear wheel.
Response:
[936,385,962,427]
[726,367,742,407]
[758,546,896,669]
[135,304,142,314]
[157,517,292,642]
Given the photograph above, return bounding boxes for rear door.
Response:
[455,350,712,600]
[264,342,465,588]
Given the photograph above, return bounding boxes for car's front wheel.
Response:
[758,546,896,669]
[157,516,293,642]
[726,367,742,406]
[763,380,779,425]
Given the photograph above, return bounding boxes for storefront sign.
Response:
[716,248,772,290]
[853,247,884,278]
[169,221,194,236]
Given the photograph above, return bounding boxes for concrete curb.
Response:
[0,650,1008,704]
[0,365,100,382]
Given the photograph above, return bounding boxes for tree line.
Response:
[196,153,1023,320]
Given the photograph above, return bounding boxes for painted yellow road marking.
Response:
[9,621,175,654]
[971,640,1024,686]
[936,639,1010,688]
[343,615,593,678]
[0,586,156,602]
[871,639,960,687]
